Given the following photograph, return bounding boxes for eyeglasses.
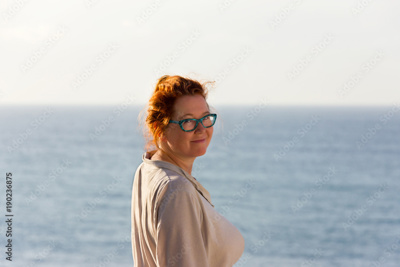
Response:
[169,113,217,132]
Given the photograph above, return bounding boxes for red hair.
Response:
[142,75,210,151]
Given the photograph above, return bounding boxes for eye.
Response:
[181,119,193,124]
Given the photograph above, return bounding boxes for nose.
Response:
[194,121,206,132]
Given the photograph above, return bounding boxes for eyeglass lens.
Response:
[182,115,215,131]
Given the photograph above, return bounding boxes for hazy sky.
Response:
[1,0,399,106]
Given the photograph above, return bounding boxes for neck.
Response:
[153,149,194,175]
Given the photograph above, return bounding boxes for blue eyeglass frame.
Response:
[169,113,217,132]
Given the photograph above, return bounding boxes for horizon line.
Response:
[1,103,399,108]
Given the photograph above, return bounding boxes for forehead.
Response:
[173,94,209,118]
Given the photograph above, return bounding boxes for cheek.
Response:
[171,131,192,147]
[208,127,214,138]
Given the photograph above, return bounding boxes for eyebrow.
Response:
[180,111,210,119]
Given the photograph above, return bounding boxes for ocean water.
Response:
[0,105,399,267]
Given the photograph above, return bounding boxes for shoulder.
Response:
[134,161,198,207]
[155,169,203,224]
[147,169,200,215]
[156,168,196,200]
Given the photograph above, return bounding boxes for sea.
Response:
[0,105,399,267]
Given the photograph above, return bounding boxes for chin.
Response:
[190,148,208,158]
[197,150,207,157]
[188,139,211,157]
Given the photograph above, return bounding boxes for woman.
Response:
[131,75,244,267]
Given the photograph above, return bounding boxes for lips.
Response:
[192,138,206,143]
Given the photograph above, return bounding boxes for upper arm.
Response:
[155,181,209,267]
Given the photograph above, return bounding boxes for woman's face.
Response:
[161,94,214,160]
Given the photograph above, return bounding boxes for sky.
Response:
[0,0,399,106]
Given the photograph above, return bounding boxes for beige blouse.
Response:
[131,152,245,267]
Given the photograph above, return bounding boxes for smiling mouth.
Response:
[192,139,206,143]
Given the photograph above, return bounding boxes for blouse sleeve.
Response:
[155,180,209,267]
